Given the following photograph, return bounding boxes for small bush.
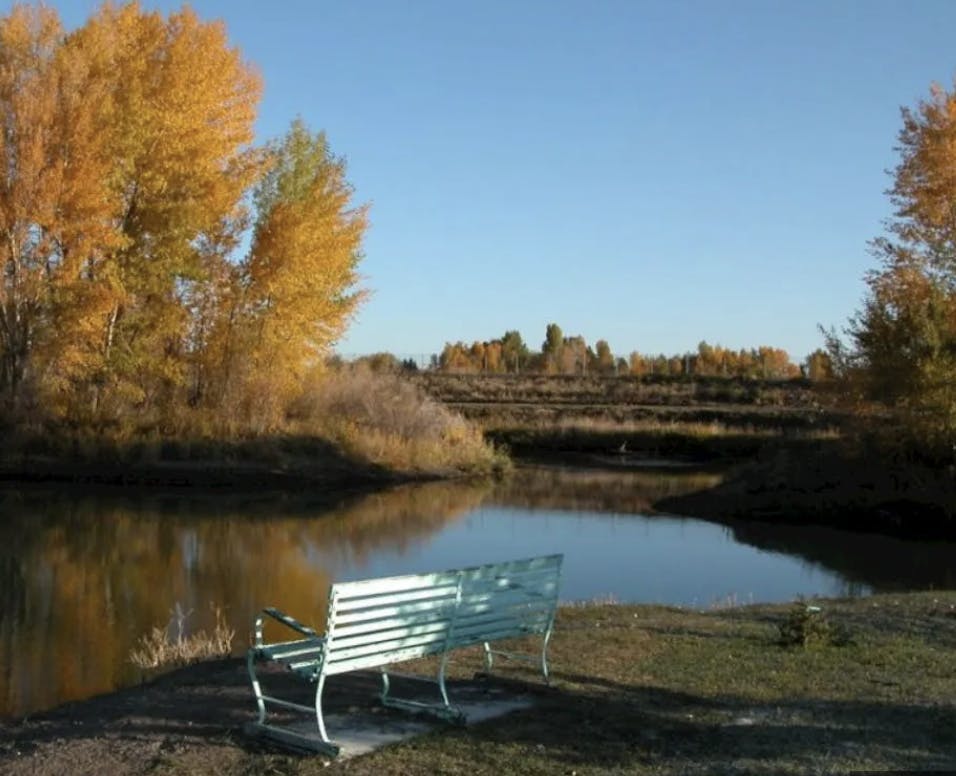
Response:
[778,600,848,648]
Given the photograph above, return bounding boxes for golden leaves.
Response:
[0,4,367,424]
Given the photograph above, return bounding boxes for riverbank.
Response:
[413,373,956,539]
[0,367,508,491]
[2,592,955,774]
[655,444,956,539]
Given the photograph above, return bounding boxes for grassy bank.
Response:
[414,373,956,537]
[657,442,956,539]
[2,593,955,774]
[411,373,839,461]
[0,367,507,489]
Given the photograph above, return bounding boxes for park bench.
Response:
[245,553,563,755]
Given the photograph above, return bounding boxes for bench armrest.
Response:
[254,606,319,647]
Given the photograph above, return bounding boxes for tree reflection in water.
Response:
[0,480,488,718]
[491,463,724,515]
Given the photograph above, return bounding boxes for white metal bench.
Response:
[246,554,563,755]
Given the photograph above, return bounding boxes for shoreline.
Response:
[3,593,956,774]
[3,441,955,541]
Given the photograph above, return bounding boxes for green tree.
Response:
[542,323,563,374]
[500,330,529,373]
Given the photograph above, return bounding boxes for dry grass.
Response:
[545,416,840,440]
[293,365,508,475]
[1,366,507,481]
[411,372,826,408]
[129,604,235,671]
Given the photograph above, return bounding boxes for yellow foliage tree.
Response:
[237,120,367,422]
[0,3,368,436]
[0,6,120,406]
[841,80,956,448]
[68,2,262,414]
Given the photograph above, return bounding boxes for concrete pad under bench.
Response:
[244,672,536,759]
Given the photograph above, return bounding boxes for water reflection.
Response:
[724,519,956,593]
[491,463,724,514]
[3,464,956,719]
[0,481,488,719]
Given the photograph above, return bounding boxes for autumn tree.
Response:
[559,335,589,375]
[628,351,649,376]
[840,80,956,445]
[804,349,833,381]
[0,3,367,433]
[0,6,118,406]
[68,3,263,415]
[236,120,366,419]
[439,342,475,373]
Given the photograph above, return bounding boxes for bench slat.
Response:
[462,570,559,589]
[332,571,461,599]
[330,598,460,626]
[330,619,452,649]
[326,628,452,664]
[459,556,561,578]
[333,585,459,611]
[457,591,558,615]
[329,613,454,640]
[460,559,560,578]
[324,640,451,674]
[452,615,552,643]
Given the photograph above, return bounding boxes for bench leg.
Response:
[541,623,554,684]
[482,641,494,672]
[479,622,555,685]
[314,673,330,743]
[247,649,267,724]
[245,651,340,755]
[379,668,464,723]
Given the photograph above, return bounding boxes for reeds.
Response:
[129,604,235,670]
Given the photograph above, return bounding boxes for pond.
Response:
[3,463,956,719]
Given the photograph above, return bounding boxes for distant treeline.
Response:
[344,324,834,380]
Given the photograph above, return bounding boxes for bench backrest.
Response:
[321,554,562,676]
[450,554,561,649]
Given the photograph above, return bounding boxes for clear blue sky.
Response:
[53,0,956,361]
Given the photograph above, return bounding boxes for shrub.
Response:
[778,600,848,648]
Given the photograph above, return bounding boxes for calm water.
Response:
[3,463,956,718]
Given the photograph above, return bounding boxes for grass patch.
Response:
[114,592,956,775]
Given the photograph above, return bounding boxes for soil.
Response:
[0,659,254,775]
